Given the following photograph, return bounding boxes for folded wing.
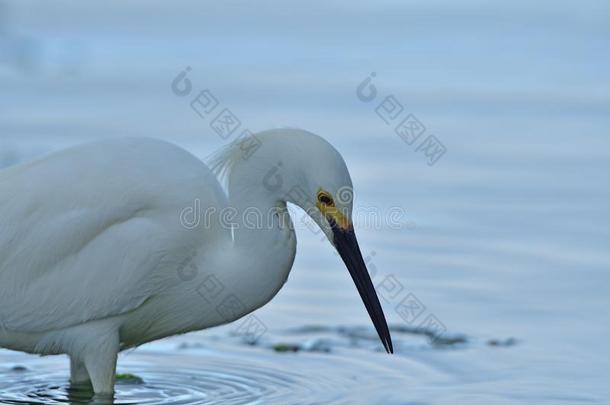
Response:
[0,137,228,333]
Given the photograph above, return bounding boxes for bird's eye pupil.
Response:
[319,195,333,205]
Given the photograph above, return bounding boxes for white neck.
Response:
[207,147,297,315]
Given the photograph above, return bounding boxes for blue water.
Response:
[1,1,609,403]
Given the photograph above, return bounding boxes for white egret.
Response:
[0,129,393,395]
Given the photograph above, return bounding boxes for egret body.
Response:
[0,129,392,394]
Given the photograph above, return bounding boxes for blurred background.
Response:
[1,1,609,404]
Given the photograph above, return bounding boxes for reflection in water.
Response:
[0,1,86,74]
[239,324,471,354]
[0,325,513,405]
[0,1,40,73]
[1,357,352,405]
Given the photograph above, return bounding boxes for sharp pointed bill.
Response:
[329,218,394,354]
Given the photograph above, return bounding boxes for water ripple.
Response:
[0,355,356,405]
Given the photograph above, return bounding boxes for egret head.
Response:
[218,128,393,353]
[257,129,394,354]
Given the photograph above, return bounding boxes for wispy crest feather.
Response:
[206,138,247,195]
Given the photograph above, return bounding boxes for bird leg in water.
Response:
[81,330,120,395]
[69,356,90,384]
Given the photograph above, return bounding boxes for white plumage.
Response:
[0,129,392,395]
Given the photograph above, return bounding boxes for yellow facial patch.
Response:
[316,190,352,230]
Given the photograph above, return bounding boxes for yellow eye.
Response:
[317,192,334,206]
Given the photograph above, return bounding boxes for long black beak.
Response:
[330,219,393,354]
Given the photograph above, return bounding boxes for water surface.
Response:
[0,0,609,403]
